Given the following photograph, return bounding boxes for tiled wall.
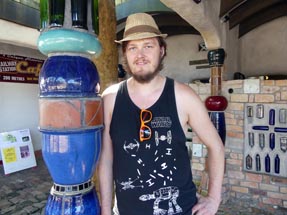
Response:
[188,79,287,211]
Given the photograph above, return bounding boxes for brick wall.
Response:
[188,79,287,211]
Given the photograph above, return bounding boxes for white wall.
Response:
[162,16,287,82]
[0,82,41,151]
[0,43,45,151]
[239,16,287,77]
[162,34,210,83]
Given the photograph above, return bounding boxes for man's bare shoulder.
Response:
[174,80,198,98]
[102,82,122,98]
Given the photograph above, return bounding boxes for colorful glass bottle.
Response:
[49,0,65,27]
[248,132,254,148]
[275,154,280,174]
[71,0,88,29]
[255,154,261,171]
[92,0,99,35]
[40,0,49,29]
[269,133,275,150]
[246,154,252,170]
[269,109,275,125]
[265,154,270,173]
[259,133,265,150]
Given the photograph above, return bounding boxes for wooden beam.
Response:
[229,0,283,29]
[239,2,287,37]
[220,0,244,17]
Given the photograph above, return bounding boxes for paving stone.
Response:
[1,156,287,215]
[0,199,12,209]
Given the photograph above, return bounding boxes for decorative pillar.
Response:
[38,0,102,214]
[205,49,228,144]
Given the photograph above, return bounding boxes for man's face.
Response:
[125,37,164,83]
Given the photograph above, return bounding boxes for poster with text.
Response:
[0,129,37,174]
[0,54,44,84]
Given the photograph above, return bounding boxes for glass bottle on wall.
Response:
[274,154,280,174]
[255,154,261,171]
[265,154,270,173]
[246,154,252,170]
[71,0,88,29]
[49,0,65,27]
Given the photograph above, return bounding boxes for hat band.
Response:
[124,25,162,38]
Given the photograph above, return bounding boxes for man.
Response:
[98,13,225,215]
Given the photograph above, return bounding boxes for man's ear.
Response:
[160,47,165,58]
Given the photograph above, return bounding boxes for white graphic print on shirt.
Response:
[117,116,183,215]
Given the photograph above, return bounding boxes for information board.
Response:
[0,129,37,174]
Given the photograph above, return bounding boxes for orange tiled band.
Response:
[39,97,103,130]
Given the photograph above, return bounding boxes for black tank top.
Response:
[110,77,197,215]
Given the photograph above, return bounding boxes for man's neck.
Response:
[127,75,166,109]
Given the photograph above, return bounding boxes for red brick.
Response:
[227,102,244,111]
[281,91,287,100]
[245,173,262,182]
[261,86,280,94]
[227,131,244,139]
[260,183,279,192]
[226,158,242,166]
[275,80,287,86]
[230,94,248,102]
[226,125,243,132]
[280,187,287,193]
[228,170,245,179]
[225,118,237,125]
[262,80,275,86]
[229,152,239,159]
[240,181,258,189]
[254,94,274,103]
[232,186,248,193]
[267,192,287,200]
[262,197,282,205]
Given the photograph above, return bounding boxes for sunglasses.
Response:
[139,109,152,142]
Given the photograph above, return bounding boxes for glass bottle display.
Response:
[71,0,88,29]
[244,103,287,178]
[49,0,65,27]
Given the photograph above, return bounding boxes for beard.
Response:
[132,65,161,83]
[122,56,164,84]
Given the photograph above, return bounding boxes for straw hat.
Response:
[115,13,168,44]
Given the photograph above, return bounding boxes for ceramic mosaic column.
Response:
[37,0,102,214]
[205,49,227,144]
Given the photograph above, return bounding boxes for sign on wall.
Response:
[0,129,37,174]
[0,54,44,84]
